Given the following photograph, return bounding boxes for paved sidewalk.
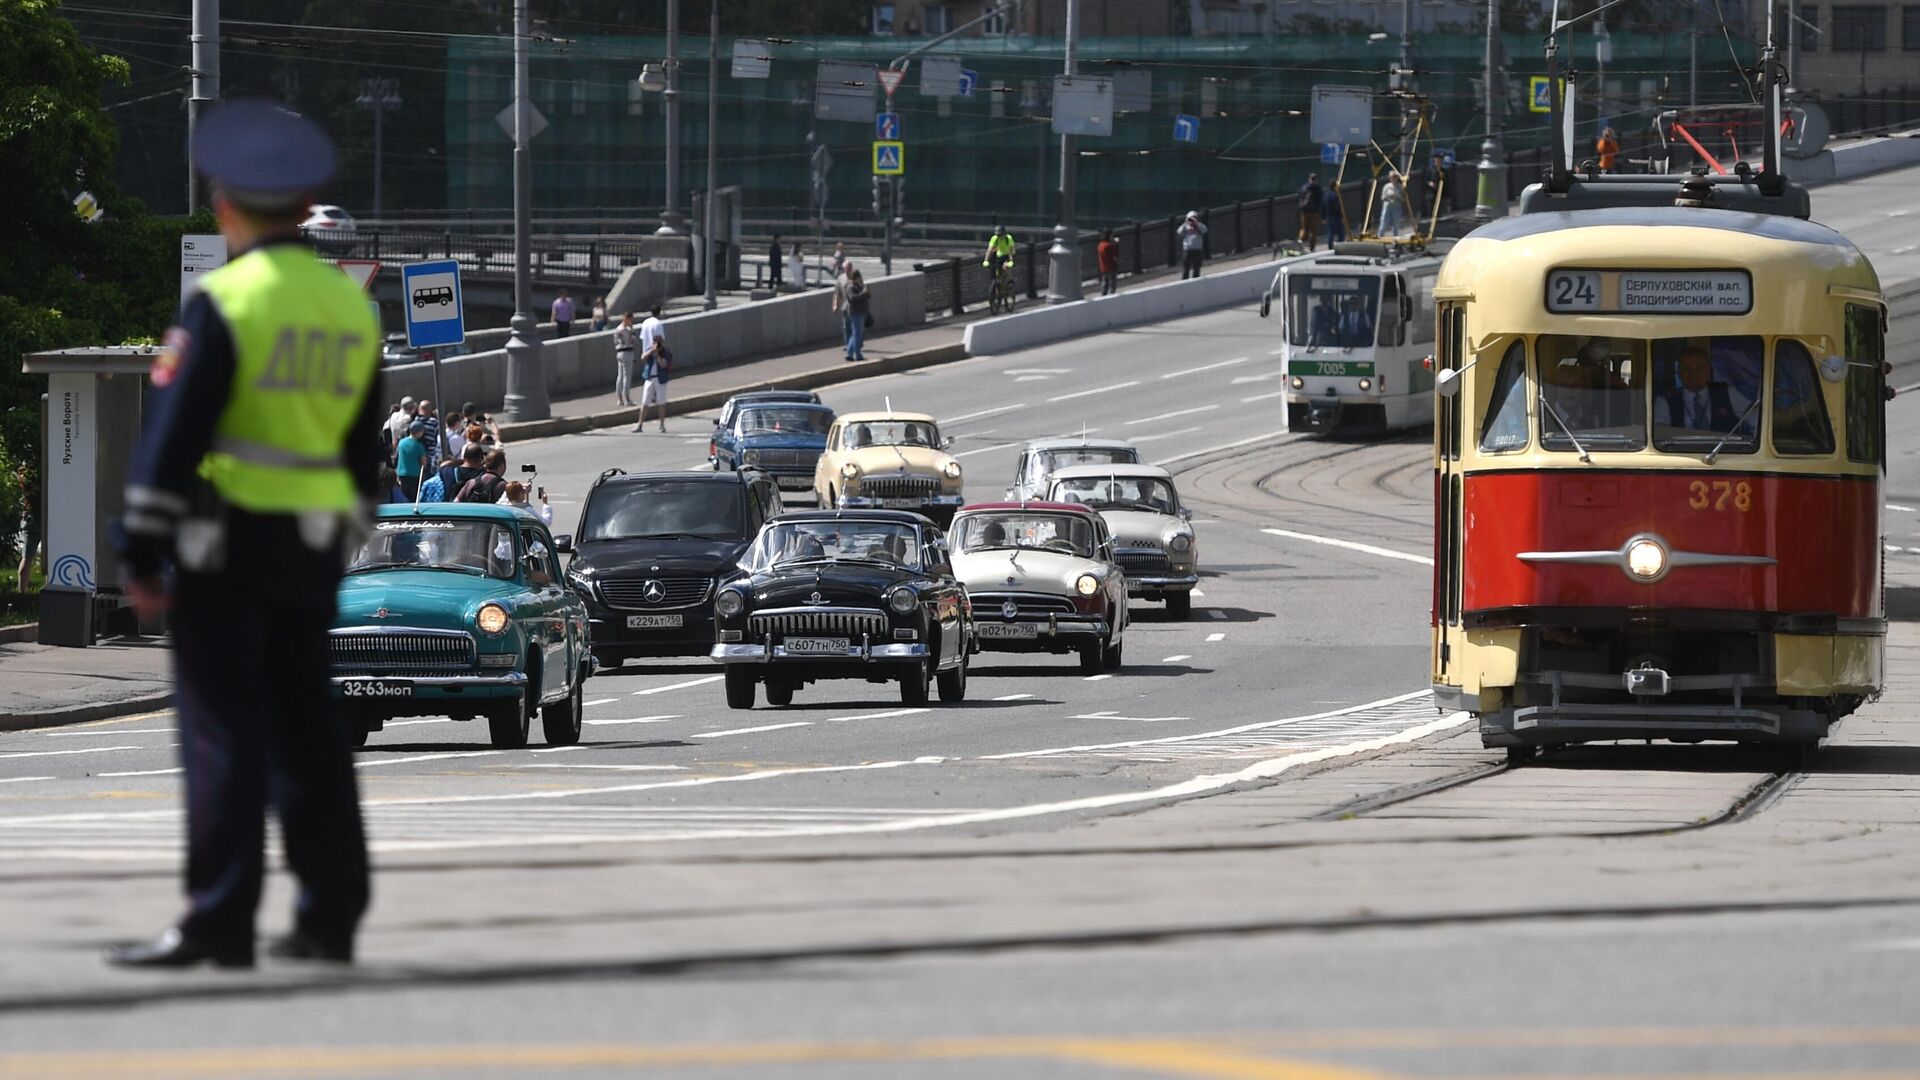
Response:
[0,637,172,730]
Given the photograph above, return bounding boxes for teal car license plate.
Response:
[1292,361,1375,378]
[341,679,413,698]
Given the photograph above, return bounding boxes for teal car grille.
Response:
[330,629,477,672]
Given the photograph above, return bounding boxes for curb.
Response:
[0,623,37,645]
[0,691,173,733]
[497,341,970,442]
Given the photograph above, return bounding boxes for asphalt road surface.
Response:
[1,169,1918,1079]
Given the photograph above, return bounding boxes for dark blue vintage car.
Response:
[712,400,836,497]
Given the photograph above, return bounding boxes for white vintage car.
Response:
[1046,464,1199,619]
[1005,437,1142,501]
[949,502,1129,672]
[813,410,966,523]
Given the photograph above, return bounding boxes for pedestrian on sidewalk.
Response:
[415,399,442,458]
[378,464,407,505]
[1323,185,1348,245]
[839,267,870,362]
[428,443,486,504]
[396,421,428,499]
[550,291,575,337]
[769,235,784,289]
[632,305,671,432]
[457,448,509,503]
[496,480,532,510]
[1097,228,1119,296]
[106,100,373,970]
[1177,211,1208,280]
[830,242,848,281]
[589,296,608,332]
[1297,173,1323,251]
[612,312,637,406]
[385,396,415,462]
[787,243,806,292]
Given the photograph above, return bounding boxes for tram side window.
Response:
[1845,303,1886,465]
[1479,341,1530,453]
[1651,336,1763,455]
[1772,340,1836,455]
[1378,275,1405,347]
[1536,335,1648,452]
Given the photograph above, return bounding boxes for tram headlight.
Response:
[1357,377,1373,392]
[1625,538,1667,582]
[1289,376,1305,390]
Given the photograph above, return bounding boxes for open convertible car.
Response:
[330,504,593,749]
[709,511,974,709]
[949,502,1128,672]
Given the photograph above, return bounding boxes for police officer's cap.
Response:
[192,100,337,213]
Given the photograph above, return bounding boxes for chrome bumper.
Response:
[837,494,965,509]
[1129,574,1199,591]
[709,642,931,663]
[977,616,1109,640]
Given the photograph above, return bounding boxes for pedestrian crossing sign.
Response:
[872,140,905,176]
[1529,76,1554,114]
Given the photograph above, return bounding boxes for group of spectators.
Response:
[381,398,547,520]
[613,306,672,432]
[548,291,612,338]
[1295,155,1458,250]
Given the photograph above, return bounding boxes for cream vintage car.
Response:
[813,410,966,523]
[949,501,1129,672]
[1046,464,1199,619]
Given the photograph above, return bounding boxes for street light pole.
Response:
[186,0,219,213]
[1475,0,1507,219]
[355,78,402,215]
[702,1,719,311]
[1045,0,1082,305]
[502,0,547,421]
[656,0,684,235]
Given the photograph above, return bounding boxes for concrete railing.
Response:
[380,273,925,410]
[961,258,1302,357]
[1784,127,1920,185]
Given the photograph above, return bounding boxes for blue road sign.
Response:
[1319,143,1345,164]
[875,111,902,139]
[872,140,905,176]
[1173,114,1200,144]
[1529,75,1553,114]
[401,259,465,349]
[957,70,978,97]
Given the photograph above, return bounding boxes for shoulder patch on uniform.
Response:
[151,326,190,388]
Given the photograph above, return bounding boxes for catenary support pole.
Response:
[502,0,547,421]
[702,1,719,311]
[658,0,684,234]
[187,0,219,213]
[1046,0,1083,305]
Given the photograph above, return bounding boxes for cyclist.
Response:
[983,225,1016,284]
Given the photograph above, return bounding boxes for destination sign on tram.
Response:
[1545,269,1752,315]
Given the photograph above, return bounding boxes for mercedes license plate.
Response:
[784,637,849,655]
[977,623,1040,640]
[340,679,413,698]
[626,614,684,629]
[776,475,812,489]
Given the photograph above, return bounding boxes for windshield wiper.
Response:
[618,532,720,540]
[1702,398,1765,465]
[1537,394,1593,464]
[347,561,483,576]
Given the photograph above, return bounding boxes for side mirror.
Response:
[1259,294,1272,318]
[1436,367,1464,399]
[1178,507,1194,521]
[1819,355,1848,384]
[553,534,573,555]
[943,436,956,450]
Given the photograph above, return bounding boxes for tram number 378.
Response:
[1688,480,1753,512]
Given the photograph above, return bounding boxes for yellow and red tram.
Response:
[1430,183,1889,760]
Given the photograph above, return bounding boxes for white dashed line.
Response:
[955,442,1022,458]
[632,675,725,696]
[517,764,689,771]
[693,721,813,739]
[1069,711,1189,722]
[384,717,455,727]
[1162,654,1192,663]
[1160,356,1249,379]
[993,693,1036,701]
[1126,405,1219,426]
[528,745,585,755]
[1206,632,1226,642]
[1129,426,1203,443]
[0,746,144,761]
[1049,381,1141,403]
[39,728,174,738]
[583,714,682,726]
[1891,504,1917,513]
[1083,673,1115,682]
[822,708,930,723]
[943,404,1029,424]
[582,698,619,708]
[356,752,502,769]
[1262,527,1434,566]
[1268,347,1287,356]
[98,768,183,778]
[1192,589,1205,597]
[0,776,55,784]
[1241,389,1289,403]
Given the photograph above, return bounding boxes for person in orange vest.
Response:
[1595,127,1621,173]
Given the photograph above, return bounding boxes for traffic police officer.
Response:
[107,101,382,969]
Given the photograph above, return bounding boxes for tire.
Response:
[1166,591,1192,619]
[724,667,757,710]
[765,681,795,707]
[541,671,583,746]
[1078,640,1104,674]
[900,659,931,705]
[350,718,372,749]
[1102,634,1124,671]
[936,654,968,702]
[488,673,534,749]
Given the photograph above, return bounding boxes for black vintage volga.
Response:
[709,511,975,710]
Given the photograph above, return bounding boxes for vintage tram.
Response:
[1430,169,1889,760]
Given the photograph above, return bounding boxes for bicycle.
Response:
[987,262,1017,315]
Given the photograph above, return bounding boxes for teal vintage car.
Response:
[330,503,593,748]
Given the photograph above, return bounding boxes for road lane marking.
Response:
[529,745,585,755]
[517,764,690,771]
[582,698,620,708]
[1083,673,1114,682]
[98,768,182,778]
[0,776,54,784]
[985,689,1435,760]
[943,403,1029,424]
[1159,356,1249,380]
[1206,633,1226,642]
[1129,427,1203,443]
[38,728,174,738]
[693,721,813,739]
[822,708,930,723]
[1048,380,1140,403]
[1126,405,1219,426]
[355,752,502,769]
[1157,429,1290,466]
[1268,347,1288,356]
[1070,711,1189,722]
[384,718,455,727]
[1892,504,1917,513]
[1162,654,1192,663]
[0,746,144,760]
[955,442,1022,458]
[1192,589,1205,597]
[632,675,725,696]
[1262,527,1433,566]
[1003,367,1070,376]
[1242,389,1289,402]
[993,693,1036,701]
[584,714,682,726]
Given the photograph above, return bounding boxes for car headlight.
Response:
[1290,376,1305,389]
[1075,573,1100,596]
[1168,533,1193,553]
[742,449,760,465]
[476,603,511,635]
[1625,537,1667,582]
[887,586,919,614]
[714,589,747,618]
[1357,377,1373,392]
[943,461,962,480]
[841,462,860,480]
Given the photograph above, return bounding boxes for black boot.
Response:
[104,927,254,970]
[267,930,354,965]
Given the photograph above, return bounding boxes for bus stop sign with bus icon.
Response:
[402,259,465,349]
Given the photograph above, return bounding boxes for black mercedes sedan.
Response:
[562,469,784,665]
[709,510,974,709]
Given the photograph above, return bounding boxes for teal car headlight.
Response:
[476,603,511,635]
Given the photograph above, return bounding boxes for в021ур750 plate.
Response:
[976,622,1041,639]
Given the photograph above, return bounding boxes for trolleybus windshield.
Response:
[1287,274,1379,348]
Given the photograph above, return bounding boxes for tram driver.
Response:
[1652,343,1754,435]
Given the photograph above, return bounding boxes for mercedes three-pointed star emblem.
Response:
[641,580,667,605]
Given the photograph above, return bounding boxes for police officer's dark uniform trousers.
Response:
[108,102,381,969]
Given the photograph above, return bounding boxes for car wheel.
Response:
[1102,634,1124,671]
[724,667,757,710]
[937,652,968,702]
[350,716,372,749]
[541,672,583,746]
[488,673,534,749]
[900,659,931,705]
[1078,639,1104,674]
[1166,591,1192,619]
[766,681,795,707]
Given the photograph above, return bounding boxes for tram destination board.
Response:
[1544,268,1752,315]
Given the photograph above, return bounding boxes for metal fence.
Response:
[313,229,651,288]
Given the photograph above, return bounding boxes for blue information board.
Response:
[1173,114,1200,144]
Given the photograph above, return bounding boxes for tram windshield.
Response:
[1287,273,1379,348]
[1521,335,1782,457]
[1537,336,1650,452]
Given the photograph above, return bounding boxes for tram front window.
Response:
[1651,336,1763,455]
[1537,336,1648,452]
[1287,274,1379,348]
